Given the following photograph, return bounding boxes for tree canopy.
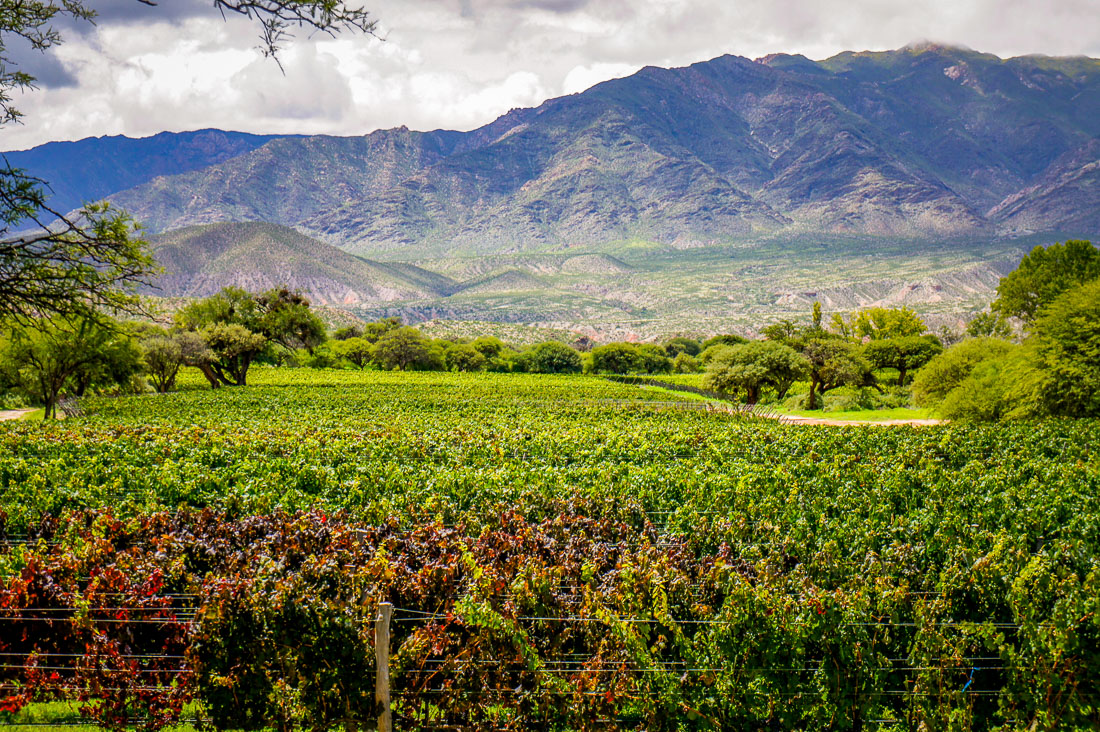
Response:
[992,240,1100,322]
[703,340,809,404]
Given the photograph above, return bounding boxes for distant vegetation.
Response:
[2,240,1096,422]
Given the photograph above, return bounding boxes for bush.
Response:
[911,338,1016,407]
[522,342,582,374]
[589,343,643,374]
[672,352,699,373]
[445,343,487,372]
[663,337,701,357]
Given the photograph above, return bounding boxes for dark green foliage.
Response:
[862,335,943,386]
[521,341,582,374]
[589,343,644,374]
[332,325,364,341]
[701,334,748,350]
[703,340,809,403]
[663,337,702,357]
[992,240,1100,321]
[800,336,878,410]
[911,338,1017,408]
[371,327,432,371]
[445,343,487,372]
[635,344,672,374]
[0,316,140,417]
[1027,279,1100,417]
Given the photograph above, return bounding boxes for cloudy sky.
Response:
[3,0,1098,151]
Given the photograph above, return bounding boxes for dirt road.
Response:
[0,409,33,421]
[780,414,944,427]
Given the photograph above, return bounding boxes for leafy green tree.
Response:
[140,330,211,393]
[663,337,701,357]
[0,1,375,323]
[589,343,643,374]
[837,307,928,341]
[445,343,487,372]
[702,334,748,350]
[522,342,582,374]
[371,327,430,371]
[361,317,403,343]
[331,337,373,369]
[703,341,809,404]
[636,344,672,374]
[966,311,1013,339]
[936,350,1037,422]
[1024,279,1100,418]
[671,352,699,373]
[176,287,326,385]
[199,323,267,387]
[991,240,1100,322]
[0,317,136,417]
[761,320,799,344]
[255,288,326,354]
[910,337,1016,407]
[862,335,943,386]
[331,325,363,341]
[801,337,878,409]
[471,336,508,359]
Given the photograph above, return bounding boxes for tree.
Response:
[0,316,137,417]
[801,336,878,410]
[589,343,643,374]
[0,1,377,322]
[862,335,943,386]
[371,327,430,371]
[835,307,928,341]
[470,336,507,358]
[331,325,363,341]
[141,330,212,393]
[966,311,1013,339]
[444,343,486,373]
[331,337,372,369]
[255,288,326,354]
[703,341,809,404]
[992,240,1100,322]
[522,342,582,374]
[671,352,699,373]
[663,337,701,357]
[200,323,267,387]
[176,287,325,385]
[636,344,672,374]
[761,320,800,344]
[702,334,748,350]
[910,337,1016,407]
[1025,279,1100,418]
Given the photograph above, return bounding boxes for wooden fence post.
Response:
[375,602,393,732]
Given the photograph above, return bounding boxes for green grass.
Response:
[17,408,43,421]
[779,406,936,421]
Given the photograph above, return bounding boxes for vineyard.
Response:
[1,369,1098,730]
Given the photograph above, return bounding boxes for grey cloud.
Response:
[58,0,209,34]
[2,35,79,88]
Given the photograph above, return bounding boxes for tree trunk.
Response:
[807,374,823,410]
[197,363,222,389]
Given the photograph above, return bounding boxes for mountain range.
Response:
[5,43,1098,336]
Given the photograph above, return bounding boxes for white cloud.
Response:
[1,0,1098,151]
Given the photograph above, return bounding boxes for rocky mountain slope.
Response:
[2,129,288,217]
[87,43,1100,257]
[147,222,451,304]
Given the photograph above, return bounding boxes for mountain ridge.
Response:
[88,44,1099,256]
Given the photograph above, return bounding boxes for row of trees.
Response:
[2,241,1095,420]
